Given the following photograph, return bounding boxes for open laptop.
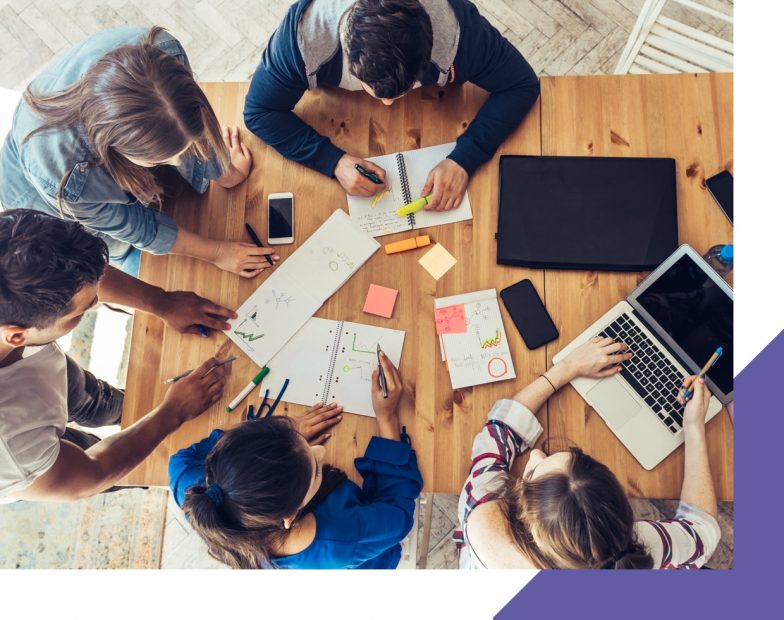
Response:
[552,245,733,470]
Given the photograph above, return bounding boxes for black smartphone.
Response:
[500,279,559,350]
[705,170,733,224]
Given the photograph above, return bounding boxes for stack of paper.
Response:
[434,289,516,389]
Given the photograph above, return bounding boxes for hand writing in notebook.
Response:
[420,158,469,211]
[335,153,388,197]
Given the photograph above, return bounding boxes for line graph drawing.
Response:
[479,329,502,349]
[233,306,264,345]
[350,331,382,355]
[265,290,295,310]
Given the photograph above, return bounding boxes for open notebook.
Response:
[435,289,516,390]
[263,318,405,417]
[346,142,473,237]
[225,210,380,368]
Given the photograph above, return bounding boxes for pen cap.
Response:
[253,367,270,384]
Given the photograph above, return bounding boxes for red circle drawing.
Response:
[487,357,508,378]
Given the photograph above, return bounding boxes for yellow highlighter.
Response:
[396,194,433,217]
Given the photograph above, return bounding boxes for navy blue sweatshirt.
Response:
[244,0,540,178]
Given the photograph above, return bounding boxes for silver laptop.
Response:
[553,244,733,470]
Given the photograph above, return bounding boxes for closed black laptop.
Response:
[496,156,678,271]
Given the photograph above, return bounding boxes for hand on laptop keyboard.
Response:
[598,315,690,435]
[557,336,633,383]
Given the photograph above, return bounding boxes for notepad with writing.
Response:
[263,318,405,417]
[346,142,473,237]
[225,210,380,368]
[435,289,516,389]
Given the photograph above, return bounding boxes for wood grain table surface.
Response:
[121,74,733,500]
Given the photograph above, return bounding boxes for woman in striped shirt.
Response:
[456,336,722,570]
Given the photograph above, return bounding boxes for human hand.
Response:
[682,376,711,431]
[294,402,344,445]
[212,240,279,277]
[161,357,230,424]
[371,351,403,440]
[420,158,469,211]
[152,290,237,335]
[217,126,253,188]
[334,154,387,197]
[557,336,633,383]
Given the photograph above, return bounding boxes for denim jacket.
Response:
[0,26,222,261]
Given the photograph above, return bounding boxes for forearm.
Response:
[99,266,165,314]
[169,227,220,263]
[511,363,572,416]
[680,425,718,518]
[16,405,182,502]
[81,405,181,493]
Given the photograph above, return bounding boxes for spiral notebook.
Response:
[346,142,473,237]
[225,210,380,368]
[263,318,405,417]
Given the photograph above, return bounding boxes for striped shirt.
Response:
[456,399,721,570]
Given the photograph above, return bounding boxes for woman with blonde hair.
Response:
[0,26,275,278]
[457,337,722,570]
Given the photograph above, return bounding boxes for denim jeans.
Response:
[62,354,124,450]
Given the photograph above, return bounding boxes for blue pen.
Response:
[683,347,723,400]
[196,324,209,337]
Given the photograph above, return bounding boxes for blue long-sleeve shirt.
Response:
[169,429,423,569]
[244,0,539,178]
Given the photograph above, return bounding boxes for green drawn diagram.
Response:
[234,306,264,347]
[351,332,381,355]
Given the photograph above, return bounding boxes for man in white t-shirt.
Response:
[0,209,236,501]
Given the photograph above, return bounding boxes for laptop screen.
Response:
[634,254,733,395]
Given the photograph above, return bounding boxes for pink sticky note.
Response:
[435,304,467,335]
[363,284,399,318]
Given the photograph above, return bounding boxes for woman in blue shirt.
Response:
[169,352,422,569]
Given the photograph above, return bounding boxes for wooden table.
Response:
[121,74,733,500]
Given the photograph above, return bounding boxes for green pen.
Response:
[226,367,270,412]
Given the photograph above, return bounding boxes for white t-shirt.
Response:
[0,343,67,501]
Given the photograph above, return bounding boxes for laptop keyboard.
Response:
[598,314,686,434]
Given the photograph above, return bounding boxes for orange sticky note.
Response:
[435,304,467,335]
[363,284,399,318]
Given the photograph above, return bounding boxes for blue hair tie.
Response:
[205,484,224,507]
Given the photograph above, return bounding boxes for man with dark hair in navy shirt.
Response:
[244,0,539,212]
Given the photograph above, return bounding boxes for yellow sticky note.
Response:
[418,243,457,280]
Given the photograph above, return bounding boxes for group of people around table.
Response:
[0,1,722,570]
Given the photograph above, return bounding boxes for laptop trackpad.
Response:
[587,378,642,430]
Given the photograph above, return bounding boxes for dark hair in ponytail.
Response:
[183,417,346,569]
[497,448,654,570]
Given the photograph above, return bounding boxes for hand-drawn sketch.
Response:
[265,289,295,310]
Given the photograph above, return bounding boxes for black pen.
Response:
[377,344,388,399]
[245,223,275,267]
[355,163,384,185]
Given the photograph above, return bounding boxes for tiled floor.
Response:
[0,0,732,90]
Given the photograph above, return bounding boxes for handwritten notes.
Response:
[226,210,380,368]
[435,289,516,389]
[435,304,467,335]
[418,243,457,280]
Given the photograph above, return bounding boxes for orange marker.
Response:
[384,235,431,255]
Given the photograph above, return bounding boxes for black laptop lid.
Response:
[497,156,678,271]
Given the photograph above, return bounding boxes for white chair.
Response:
[615,0,733,74]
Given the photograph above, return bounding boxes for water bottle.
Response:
[703,244,733,278]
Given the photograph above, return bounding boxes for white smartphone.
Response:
[267,192,294,245]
